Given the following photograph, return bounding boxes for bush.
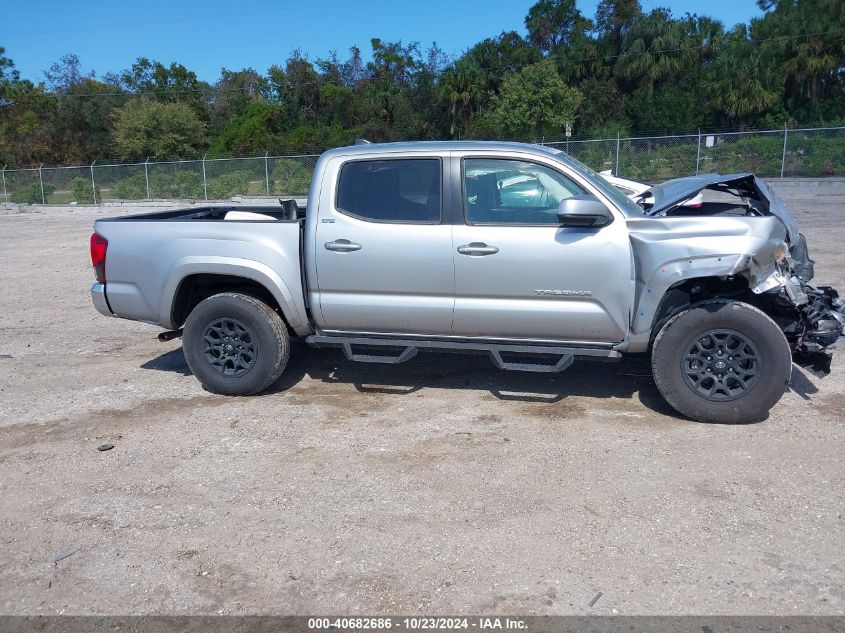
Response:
[113,175,147,200]
[148,170,203,199]
[272,159,311,196]
[71,177,100,203]
[207,170,252,199]
[704,135,783,177]
[12,182,55,204]
[787,134,845,177]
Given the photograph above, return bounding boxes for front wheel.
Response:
[651,300,792,423]
[183,292,289,395]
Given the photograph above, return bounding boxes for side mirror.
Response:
[557,195,614,228]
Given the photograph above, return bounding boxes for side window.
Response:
[336,158,441,223]
[463,158,585,225]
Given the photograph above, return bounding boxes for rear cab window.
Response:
[336,158,442,223]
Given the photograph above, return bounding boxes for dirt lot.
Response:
[0,191,843,615]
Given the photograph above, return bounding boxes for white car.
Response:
[600,171,703,209]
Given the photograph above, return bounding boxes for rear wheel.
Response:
[651,300,791,423]
[183,292,289,395]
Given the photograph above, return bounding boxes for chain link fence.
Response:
[2,127,843,205]
[545,126,845,181]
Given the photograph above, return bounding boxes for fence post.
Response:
[780,124,788,178]
[202,154,208,200]
[615,132,621,176]
[90,161,97,204]
[264,151,270,196]
[1,165,6,205]
[144,157,151,199]
[38,164,45,204]
[695,129,702,175]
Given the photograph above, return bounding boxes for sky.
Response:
[1,0,764,83]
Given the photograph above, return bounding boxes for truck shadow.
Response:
[141,341,679,418]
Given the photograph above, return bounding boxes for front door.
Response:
[312,155,455,335]
[451,155,632,344]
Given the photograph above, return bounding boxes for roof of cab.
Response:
[320,140,563,158]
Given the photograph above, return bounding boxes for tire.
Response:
[182,292,289,396]
[651,300,791,424]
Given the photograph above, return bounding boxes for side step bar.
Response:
[488,349,574,373]
[341,342,418,365]
[306,334,619,374]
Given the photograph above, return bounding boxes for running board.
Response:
[306,334,619,373]
[488,350,574,373]
[341,342,418,364]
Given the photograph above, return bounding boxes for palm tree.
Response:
[438,61,485,138]
[702,27,781,126]
[614,8,695,100]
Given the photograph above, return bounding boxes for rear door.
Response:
[450,152,633,344]
[310,153,455,335]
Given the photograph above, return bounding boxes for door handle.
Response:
[324,239,362,253]
[457,242,499,256]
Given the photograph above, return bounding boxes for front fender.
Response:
[622,215,788,352]
[159,256,309,333]
[631,253,748,337]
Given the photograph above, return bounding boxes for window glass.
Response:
[554,150,643,216]
[337,159,441,223]
[463,158,586,224]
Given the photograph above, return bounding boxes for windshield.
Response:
[548,149,644,217]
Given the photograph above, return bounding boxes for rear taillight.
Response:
[90,232,108,283]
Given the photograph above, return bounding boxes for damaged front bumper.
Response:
[788,282,845,353]
[752,244,845,355]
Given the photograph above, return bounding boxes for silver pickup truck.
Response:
[90,141,844,423]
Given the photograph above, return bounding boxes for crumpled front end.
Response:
[751,233,845,356]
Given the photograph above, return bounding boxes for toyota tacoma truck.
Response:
[89,141,844,423]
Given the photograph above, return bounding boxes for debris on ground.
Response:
[52,548,79,563]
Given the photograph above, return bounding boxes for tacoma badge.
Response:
[533,289,593,297]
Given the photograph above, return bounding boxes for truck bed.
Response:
[93,205,310,334]
[102,204,304,222]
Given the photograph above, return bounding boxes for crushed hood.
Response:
[642,173,800,243]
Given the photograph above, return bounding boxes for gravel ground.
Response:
[0,192,842,615]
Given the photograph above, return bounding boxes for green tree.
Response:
[576,78,626,135]
[0,47,17,82]
[211,102,287,155]
[486,61,582,139]
[112,98,207,160]
[594,0,642,55]
[111,58,210,118]
[754,0,845,119]
[0,49,59,166]
[210,68,269,132]
[439,60,485,137]
[43,54,94,92]
[703,27,781,126]
[525,0,592,55]
[615,8,695,100]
